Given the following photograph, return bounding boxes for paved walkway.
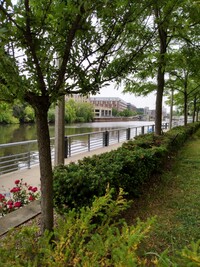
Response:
[0,143,123,193]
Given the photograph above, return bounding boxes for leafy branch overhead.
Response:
[0,0,156,233]
[0,0,152,106]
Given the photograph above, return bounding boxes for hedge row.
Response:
[53,122,200,213]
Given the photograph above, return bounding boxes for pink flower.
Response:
[10,187,21,193]
[28,186,33,191]
[0,194,5,201]
[7,200,13,205]
[14,201,21,208]
[29,195,35,201]
[31,187,38,192]
[15,180,20,185]
[8,204,13,209]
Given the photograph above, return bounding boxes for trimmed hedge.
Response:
[53,122,200,213]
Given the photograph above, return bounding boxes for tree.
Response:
[75,102,94,122]
[65,99,77,123]
[0,101,18,123]
[165,45,200,125]
[119,108,135,117]
[122,0,200,134]
[112,108,119,117]
[0,0,149,233]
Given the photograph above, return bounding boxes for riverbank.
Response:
[93,116,141,122]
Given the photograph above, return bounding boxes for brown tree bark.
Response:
[155,60,166,135]
[183,76,188,126]
[154,7,167,135]
[34,100,53,233]
[184,91,188,126]
[192,96,197,123]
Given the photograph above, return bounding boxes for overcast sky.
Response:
[92,83,158,110]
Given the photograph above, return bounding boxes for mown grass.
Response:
[124,129,200,257]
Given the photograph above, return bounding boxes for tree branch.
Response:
[24,0,46,94]
[55,6,85,91]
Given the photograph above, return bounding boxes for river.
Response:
[0,121,154,145]
[0,121,155,174]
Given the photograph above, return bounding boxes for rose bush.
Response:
[0,179,40,216]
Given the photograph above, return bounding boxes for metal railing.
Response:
[0,123,169,175]
[0,139,55,175]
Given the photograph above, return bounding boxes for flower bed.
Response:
[0,179,40,216]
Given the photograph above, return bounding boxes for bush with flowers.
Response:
[0,179,40,216]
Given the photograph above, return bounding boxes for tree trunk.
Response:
[155,65,165,135]
[35,108,54,233]
[169,88,174,129]
[183,74,188,126]
[154,7,167,135]
[192,96,197,123]
[184,92,188,126]
[54,96,65,166]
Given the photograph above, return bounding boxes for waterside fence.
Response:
[0,123,169,175]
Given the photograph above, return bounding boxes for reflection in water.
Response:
[0,121,154,144]
[0,121,155,174]
[0,121,154,156]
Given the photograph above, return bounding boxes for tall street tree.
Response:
[0,0,151,233]
[122,0,200,134]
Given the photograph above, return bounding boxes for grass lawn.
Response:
[124,129,200,257]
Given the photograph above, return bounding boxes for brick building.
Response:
[89,97,128,112]
[65,94,89,103]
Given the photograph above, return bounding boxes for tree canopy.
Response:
[0,0,153,233]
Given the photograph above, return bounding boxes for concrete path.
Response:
[0,143,123,194]
[0,200,41,236]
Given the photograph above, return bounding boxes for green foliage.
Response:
[179,240,200,266]
[75,101,94,122]
[0,102,18,124]
[47,105,56,123]
[118,108,136,117]
[65,99,77,123]
[53,123,200,213]
[53,145,162,213]
[112,108,137,118]
[45,99,95,124]
[0,189,155,267]
[24,106,35,123]
[1,187,200,266]
[10,102,35,124]
[64,99,94,123]
[112,108,119,117]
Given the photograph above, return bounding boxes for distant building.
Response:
[89,97,128,112]
[143,106,168,121]
[65,94,89,103]
[94,107,112,117]
[144,107,155,120]
[127,103,137,112]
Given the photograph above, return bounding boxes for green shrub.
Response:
[1,188,200,266]
[0,189,155,267]
[53,146,165,213]
[53,123,200,213]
